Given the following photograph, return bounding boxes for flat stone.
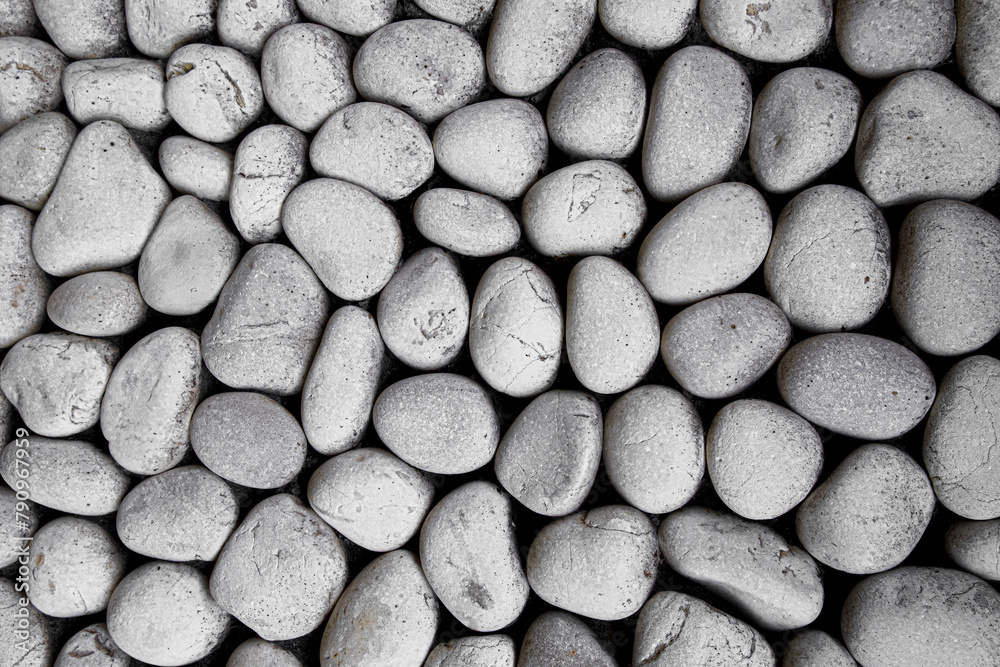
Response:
[957,0,1000,106]
[0,112,76,211]
[0,206,49,348]
[598,0,696,49]
[54,624,131,667]
[413,188,520,257]
[518,612,616,667]
[33,0,127,59]
[217,0,299,57]
[158,136,233,202]
[701,0,832,63]
[125,0,216,58]
[422,635,515,667]
[46,271,147,337]
[946,518,1000,581]
[62,58,171,131]
[0,36,66,133]
[298,0,396,36]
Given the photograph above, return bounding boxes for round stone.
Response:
[217,0,299,57]
[0,112,76,211]
[0,37,66,133]
[158,136,234,202]
[33,0,127,59]
[413,189,521,258]
[423,635,515,667]
[0,206,49,348]
[598,0,696,49]
[125,0,216,58]
[518,611,616,667]
[227,639,301,667]
[46,271,146,337]
[701,0,832,63]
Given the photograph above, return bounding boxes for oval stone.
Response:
[125,0,216,58]
[54,624,131,667]
[0,112,76,211]
[701,0,832,63]
[62,58,171,132]
[217,0,299,57]
[33,0,127,59]
[423,635,515,667]
[298,0,395,36]
[518,611,616,667]
[46,271,146,337]
[0,37,66,133]
[946,519,1000,581]
[413,189,520,257]
[158,136,234,202]
[227,639,302,667]
[598,0,697,49]
[0,206,49,348]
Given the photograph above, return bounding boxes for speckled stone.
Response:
[0,112,76,211]
[413,188,521,257]
[782,630,857,667]
[599,0,696,49]
[0,578,50,667]
[0,206,49,348]
[33,0,127,59]
[0,37,66,133]
[701,0,832,63]
[518,611,616,667]
[413,0,497,31]
[957,0,1000,106]
[62,58,171,132]
[423,635,515,667]
[158,136,234,202]
[227,639,302,667]
[0,0,38,37]
[0,484,37,568]
[299,0,396,36]
[946,519,1000,581]
[54,624,131,667]
[125,0,217,58]
[217,0,299,57]
[46,272,146,337]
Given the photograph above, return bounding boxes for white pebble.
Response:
[46,271,147,337]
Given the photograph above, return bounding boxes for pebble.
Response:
[923,355,1000,519]
[836,0,956,78]
[957,0,1000,106]
[598,0,696,49]
[433,98,548,200]
[62,58,171,132]
[282,178,403,301]
[301,306,386,455]
[749,67,863,194]
[522,160,646,257]
[565,256,660,395]
[1,333,118,438]
[643,46,752,202]
[33,0,127,58]
[310,102,434,201]
[413,0,497,31]
[201,243,331,396]
[0,0,38,37]
[319,550,439,667]
[518,611,616,667]
[892,200,1000,357]
[308,447,434,551]
[797,444,935,574]
[116,465,240,562]
[217,0,300,57]
[495,390,602,517]
[659,505,824,631]
[191,392,307,489]
[377,247,470,370]
[299,0,396,36]
[469,257,562,397]
[354,19,485,124]
[945,519,1000,581]
[777,333,937,440]
[782,630,857,667]
[637,182,771,306]
[46,271,147,337]
[31,120,171,277]
[413,188,521,257]
[603,385,705,514]
[423,637,514,667]
[545,48,646,160]
[841,566,1000,667]
[158,136,234,201]
[707,399,824,521]
[106,561,231,667]
[0,37,66,133]
[101,326,201,475]
[701,0,832,63]
[164,44,263,143]
[420,481,529,631]
[764,185,891,333]
[633,591,774,667]
[138,196,242,316]
[662,293,792,400]
[261,23,355,133]
[210,493,348,640]
[486,0,597,97]
[0,206,49,348]
[0,578,50,667]
[54,623,131,667]
[228,639,302,667]
[0,112,76,211]
[373,373,499,474]
[0,436,130,515]
[855,70,1000,207]
[0,485,37,567]
[27,516,127,617]
[526,505,658,621]
[124,0,217,58]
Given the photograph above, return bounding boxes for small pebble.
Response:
[945,519,1000,581]
[0,578,50,667]
[54,623,131,667]
[124,0,217,58]
[782,630,857,667]
[0,484,37,567]
[62,58,171,132]
[298,0,396,36]
[46,271,147,337]
[423,635,515,667]
[598,0,697,49]
[227,639,302,667]
[158,136,234,202]
[0,112,76,211]
[0,37,66,133]
[217,0,300,57]
[701,0,832,63]
[413,188,521,257]
[0,206,49,348]
[0,0,38,37]
[957,0,1000,106]
[33,0,127,59]
[518,611,616,667]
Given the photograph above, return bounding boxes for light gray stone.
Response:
[158,136,233,202]
[518,612,616,667]
[946,519,1000,580]
[0,206,49,348]
[63,58,170,132]
[423,635,515,667]
[0,578,50,667]
[0,36,66,133]
[413,0,497,30]
[0,394,12,445]
[957,0,1000,106]
[217,0,299,57]
[299,0,396,36]
[46,272,146,337]
[0,112,75,211]
[124,0,217,58]
[33,0,127,59]
[0,0,37,37]
[413,188,520,258]
[54,624,131,667]
[598,0,695,49]
[0,484,37,567]
[701,0,832,63]
[227,639,301,667]
[782,630,857,667]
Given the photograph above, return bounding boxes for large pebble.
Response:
[892,200,1000,356]
[841,567,1000,667]
[1,333,117,437]
[424,635,515,667]
[158,136,233,202]
[662,293,792,400]
[642,46,751,202]
[469,257,562,397]
[764,185,891,333]
[0,484,37,568]
[299,0,396,36]
[855,70,1000,207]
[28,517,127,617]
[0,206,49,348]
[211,493,348,640]
[957,0,1000,106]
[782,630,857,667]
[750,68,862,194]
[637,182,771,306]
[46,272,146,337]
[106,561,231,667]
[486,0,596,97]
[319,550,438,667]
[310,102,434,201]
[946,519,1000,581]
[526,505,658,621]
[261,23,355,133]
[701,0,832,63]
[0,37,66,133]
[33,0,127,59]
[659,506,824,631]
[598,0,696,49]
[0,112,75,211]
[923,355,1000,519]
[54,623,131,667]
[165,44,263,143]
[545,48,646,160]
[377,247,469,370]
[494,390,602,517]
[433,98,548,200]
[413,188,520,257]
[373,373,499,474]
[777,333,936,440]
[227,639,301,667]
[283,178,403,301]
[0,0,38,37]
[32,120,170,277]
[707,399,823,521]
[201,243,331,396]
[62,58,170,132]
[101,327,201,475]
[797,444,935,574]
[217,0,299,57]
[230,124,308,243]
[566,256,659,395]
[125,0,217,58]
[301,306,386,455]
[0,578,50,667]
[138,196,241,316]
[308,447,434,551]
[518,611,616,667]
[603,385,704,514]
[0,436,130,515]
[117,465,239,562]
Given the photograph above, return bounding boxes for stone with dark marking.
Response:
[54,623,131,667]
[0,36,66,133]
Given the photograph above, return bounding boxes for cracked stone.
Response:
[701,0,832,63]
